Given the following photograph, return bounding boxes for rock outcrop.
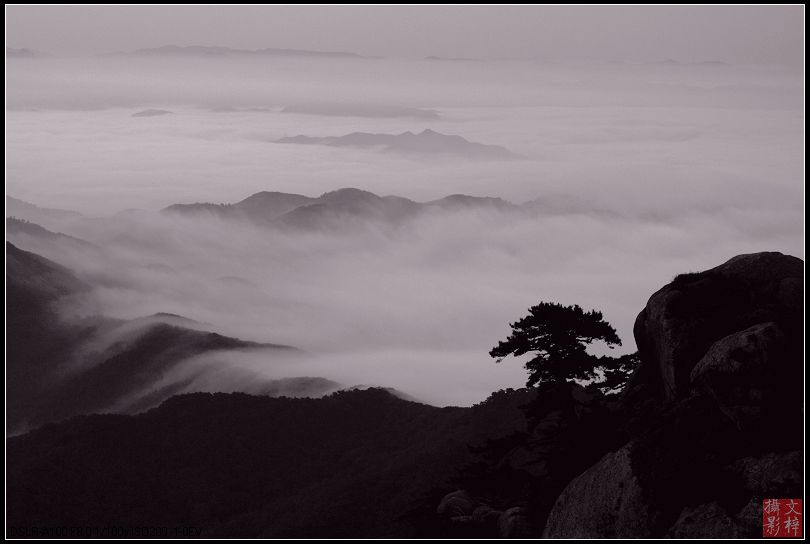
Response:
[433,492,532,538]
[725,450,803,497]
[690,322,788,428]
[436,490,477,518]
[666,502,747,538]
[631,251,802,402]
[497,507,532,538]
[542,444,656,537]
[541,251,803,538]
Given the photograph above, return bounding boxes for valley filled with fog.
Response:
[6,53,804,407]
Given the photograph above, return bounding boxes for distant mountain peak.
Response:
[428,194,517,211]
[319,187,381,201]
[236,190,314,207]
[163,187,531,233]
[275,129,520,159]
[7,47,45,59]
[132,109,173,117]
[127,44,363,59]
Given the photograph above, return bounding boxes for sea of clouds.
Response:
[6,55,804,405]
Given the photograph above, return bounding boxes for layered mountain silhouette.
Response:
[7,217,97,250]
[7,191,614,239]
[127,45,362,59]
[7,387,533,537]
[275,129,520,159]
[4,239,429,434]
[7,195,84,231]
[4,239,804,538]
[163,188,537,231]
[5,242,307,433]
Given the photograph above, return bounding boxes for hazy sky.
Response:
[6,5,805,64]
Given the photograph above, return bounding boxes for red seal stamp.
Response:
[763,499,802,538]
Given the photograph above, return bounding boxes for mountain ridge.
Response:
[5,242,305,433]
[7,387,534,536]
[276,128,520,159]
[162,187,606,231]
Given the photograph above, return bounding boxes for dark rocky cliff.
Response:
[434,252,803,538]
[546,252,803,537]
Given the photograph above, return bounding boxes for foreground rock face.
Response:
[429,381,618,538]
[433,492,531,538]
[541,251,803,538]
[497,507,532,538]
[542,445,655,538]
[690,322,787,428]
[632,252,802,402]
[726,451,803,497]
[666,502,746,538]
[436,490,477,518]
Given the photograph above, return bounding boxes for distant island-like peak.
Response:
[132,109,173,117]
[275,129,521,159]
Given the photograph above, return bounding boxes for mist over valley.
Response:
[5,6,805,537]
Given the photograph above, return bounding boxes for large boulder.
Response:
[689,322,790,426]
[713,253,803,315]
[436,490,477,518]
[472,505,502,527]
[688,320,802,451]
[666,502,746,538]
[733,499,765,537]
[691,322,785,390]
[435,490,503,536]
[725,451,803,497]
[520,381,621,526]
[542,444,656,538]
[498,507,532,538]
[632,252,802,402]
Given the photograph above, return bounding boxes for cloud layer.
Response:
[6,56,804,405]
